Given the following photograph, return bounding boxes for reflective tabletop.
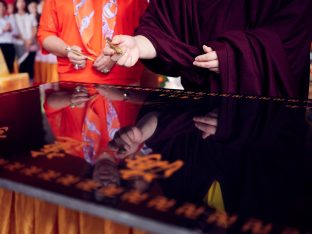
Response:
[0,82,311,234]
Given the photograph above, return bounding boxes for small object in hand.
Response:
[106,37,123,54]
[65,46,95,62]
[102,68,110,74]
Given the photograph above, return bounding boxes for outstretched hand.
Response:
[193,45,219,74]
[103,35,140,67]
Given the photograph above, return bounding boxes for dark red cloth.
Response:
[137,0,312,98]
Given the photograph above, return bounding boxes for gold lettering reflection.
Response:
[147,196,176,212]
[31,137,86,159]
[121,154,183,183]
[175,203,205,220]
[56,174,80,186]
[38,170,61,181]
[241,219,273,234]
[76,180,101,192]
[20,166,43,176]
[4,162,25,171]
[121,190,148,205]
[97,185,123,198]
[207,211,238,229]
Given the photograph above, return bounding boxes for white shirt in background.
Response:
[0,15,19,44]
[14,13,37,41]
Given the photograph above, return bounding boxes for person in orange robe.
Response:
[37,0,151,86]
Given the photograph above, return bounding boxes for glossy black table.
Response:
[0,82,311,234]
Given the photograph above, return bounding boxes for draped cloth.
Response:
[0,188,149,234]
[73,0,118,55]
[137,0,312,98]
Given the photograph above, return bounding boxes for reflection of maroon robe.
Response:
[137,0,312,98]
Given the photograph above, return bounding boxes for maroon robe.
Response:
[136,0,312,98]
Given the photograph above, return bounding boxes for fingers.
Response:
[70,90,90,107]
[193,113,219,139]
[111,35,124,45]
[203,45,213,53]
[193,116,218,126]
[116,49,138,67]
[195,51,217,62]
[93,54,115,72]
[193,45,220,73]
[193,60,219,69]
[108,127,143,156]
[194,122,217,139]
[67,46,87,69]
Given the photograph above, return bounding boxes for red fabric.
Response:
[137,0,312,98]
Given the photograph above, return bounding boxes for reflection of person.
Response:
[37,0,154,86]
[109,99,219,157]
[0,0,18,73]
[111,95,311,233]
[44,86,121,163]
[104,0,312,98]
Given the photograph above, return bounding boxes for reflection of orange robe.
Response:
[38,0,147,84]
[44,95,121,162]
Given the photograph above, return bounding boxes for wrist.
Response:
[135,35,156,59]
[65,46,71,57]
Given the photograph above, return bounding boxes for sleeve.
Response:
[209,0,312,98]
[37,0,58,54]
[8,15,19,37]
[136,0,205,77]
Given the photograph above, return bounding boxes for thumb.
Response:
[203,45,213,53]
[112,35,124,45]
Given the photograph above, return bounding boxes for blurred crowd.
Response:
[0,0,56,83]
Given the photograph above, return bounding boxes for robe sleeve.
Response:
[209,0,312,98]
[136,0,207,78]
[137,0,312,98]
[37,0,58,54]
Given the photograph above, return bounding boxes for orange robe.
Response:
[37,0,148,85]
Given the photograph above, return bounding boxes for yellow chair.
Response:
[0,49,30,93]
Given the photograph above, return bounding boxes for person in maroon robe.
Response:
[103,0,312,99]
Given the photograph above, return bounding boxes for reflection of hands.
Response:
[69,86,91,108]
[193,45,220,74]
[67,45,87,70]
[193,111,218,139]
[109,126,143,158]
[96,86,125,101]
[93,153,120,187]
